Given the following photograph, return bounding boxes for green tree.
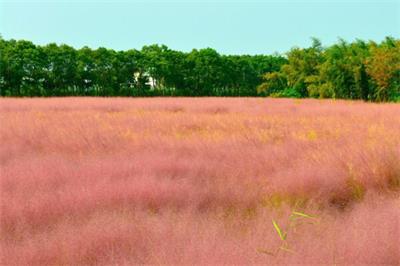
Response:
[366,38,400,101]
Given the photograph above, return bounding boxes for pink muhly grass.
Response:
[1,97,399,265]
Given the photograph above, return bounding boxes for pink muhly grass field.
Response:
[1,97,399,265]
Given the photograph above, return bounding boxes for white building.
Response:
[133,72,157,89]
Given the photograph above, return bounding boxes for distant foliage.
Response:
[270,88,301,98]
[258,37,400,102]
[0,37,285,97]
[1,36,398,101]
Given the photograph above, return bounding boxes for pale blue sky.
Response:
[0,0,399,55]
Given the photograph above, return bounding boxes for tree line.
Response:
[258,37,400,102]
[0,37,285,97]
[0,36,399,101]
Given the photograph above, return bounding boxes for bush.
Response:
[270,87,302,98]
[388,90,400,102]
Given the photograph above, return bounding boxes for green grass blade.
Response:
[272,220,286,241]
[292,211,317,219]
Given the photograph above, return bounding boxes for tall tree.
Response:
[366,38,400,101]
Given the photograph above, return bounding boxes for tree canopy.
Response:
[0,36,398,101]
[0,37,285,97]
[258,37,400,102]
